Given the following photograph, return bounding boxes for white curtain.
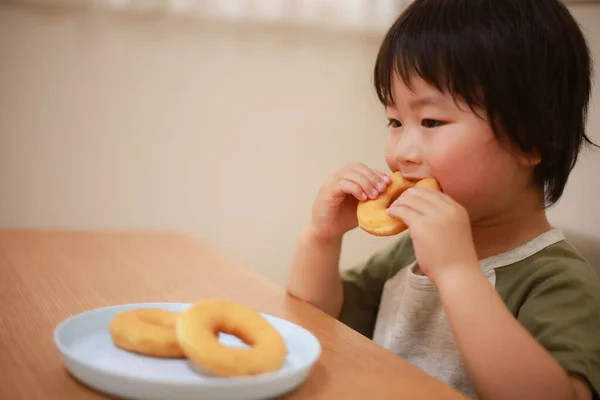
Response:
[5,0,414,32]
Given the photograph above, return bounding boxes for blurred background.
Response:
[1,0,599,286]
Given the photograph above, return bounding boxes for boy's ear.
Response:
[517,152,542,167]
[500,135,542,167]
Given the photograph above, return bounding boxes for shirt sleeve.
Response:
[516,259,600,398]
[338,232,415,339]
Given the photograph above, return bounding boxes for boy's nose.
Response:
[394,134,423,166]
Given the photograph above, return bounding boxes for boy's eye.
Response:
[422,119,443,128]
[387,119,402,128]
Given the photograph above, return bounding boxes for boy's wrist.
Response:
[304,223,344,247]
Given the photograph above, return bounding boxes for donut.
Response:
[356,172,441,236]
[109,309,185,358]
[176,299,287,377]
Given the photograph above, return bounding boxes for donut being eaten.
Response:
[356,171,441,236]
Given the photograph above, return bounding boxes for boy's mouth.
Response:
[402,175,431,182]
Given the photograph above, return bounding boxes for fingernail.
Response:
[361,192,367,200]
[382,175,392,183]
[376,182,386,192]
[371,190,378,198]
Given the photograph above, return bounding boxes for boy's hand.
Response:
[310,162,391,240]
[387,186,479,284]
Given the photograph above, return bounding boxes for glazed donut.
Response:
[109,309,185,358]
[356,172,441,236]
[176,299,287,377]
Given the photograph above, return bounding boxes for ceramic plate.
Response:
[53,302,321,400]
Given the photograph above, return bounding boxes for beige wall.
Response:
[1,4,599,286]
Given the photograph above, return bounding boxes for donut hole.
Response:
[211,321,257,349]
[387,190,405,208]
[138,314,176,329]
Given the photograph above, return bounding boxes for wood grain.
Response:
[0,230,467,400]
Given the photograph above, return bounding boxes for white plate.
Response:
[53,302,322,400]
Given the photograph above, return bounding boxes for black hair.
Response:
[374,0,597,206]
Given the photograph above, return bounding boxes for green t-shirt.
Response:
[339,228,600,399]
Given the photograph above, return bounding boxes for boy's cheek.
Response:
[384,139,401,172]
[431,156,501,211]
[384,152,398,173]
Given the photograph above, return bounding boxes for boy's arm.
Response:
[438,267,593,400]
[286,225,344,318]
[286,225,411,337]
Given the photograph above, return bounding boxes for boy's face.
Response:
[384,75,535,222]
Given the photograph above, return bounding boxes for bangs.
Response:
[374,1,487,109]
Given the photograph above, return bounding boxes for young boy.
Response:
[286,1,600,399]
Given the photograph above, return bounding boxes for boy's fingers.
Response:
[342,170,379,199]
[387,204,420,226]
[395,188,439,213]
[338,180,367,201]
[373,169,393,184]
[350,164,389,193]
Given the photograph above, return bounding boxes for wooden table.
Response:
[0,230,467,400]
